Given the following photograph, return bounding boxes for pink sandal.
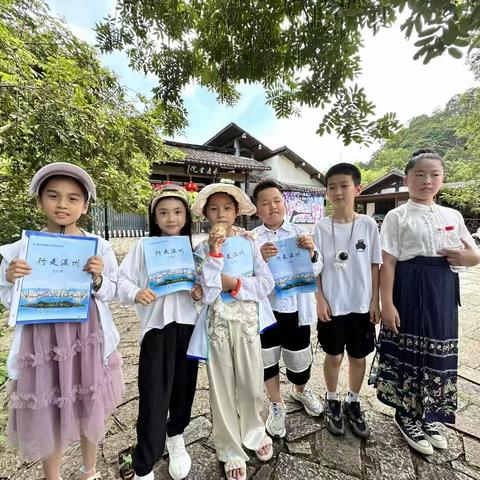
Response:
[255,435,273,461]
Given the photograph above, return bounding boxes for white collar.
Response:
[258,220,293,234]
[407,199,438,212]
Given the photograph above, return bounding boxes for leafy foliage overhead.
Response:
[96,0,480,145]
[0,0,180,242]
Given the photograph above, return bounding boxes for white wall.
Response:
[366,202,375,216]
[262,154,323,187]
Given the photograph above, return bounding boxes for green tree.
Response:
[364,86,480,212]
[356,163,389,186]
[441,84,480,213]
[368,148,411,171]
[0,0,178,243]
[95,1,480,145]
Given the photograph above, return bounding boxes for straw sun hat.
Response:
[191,183,256,217]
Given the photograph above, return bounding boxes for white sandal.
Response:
[80,466,101,480]
[255,435,273,462]
[224,458,246,480]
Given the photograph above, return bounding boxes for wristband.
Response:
[209,252,223,258]
[230,278,242,297]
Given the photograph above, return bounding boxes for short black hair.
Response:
[404,148,444,174]
[252,178,283,204]
[149,196,192,239]
[202,192,239,217]
[325,163,361,187]
[38,174,89,202]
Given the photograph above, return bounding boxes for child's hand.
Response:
[5,259,32,284]
[298,235,315,257]
[438,238,480,268]
[135,288,157,306]
[260,242,278,262]
[221,273,237,291]
[191,284,203,301]
[381,304,400,334]
[84,255,104,279]
[317,296,331,322]
[208,224,226,255]
[369,299,381,324]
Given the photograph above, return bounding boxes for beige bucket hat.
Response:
[191,183,256,217]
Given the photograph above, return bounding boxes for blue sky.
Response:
[47,1,478,171]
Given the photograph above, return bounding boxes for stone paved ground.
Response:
[1,237,480,479]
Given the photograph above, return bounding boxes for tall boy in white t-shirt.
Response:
[312,163,382,438]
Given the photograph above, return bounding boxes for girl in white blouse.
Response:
[375,149,480,456]
[118,185,202,480]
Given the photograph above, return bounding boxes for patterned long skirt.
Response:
[375,256,459,423]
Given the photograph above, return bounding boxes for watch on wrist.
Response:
[311,250,319,263]
[93,275,103,291]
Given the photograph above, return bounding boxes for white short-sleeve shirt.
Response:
[381,200,476,261]
[312,214,382,316]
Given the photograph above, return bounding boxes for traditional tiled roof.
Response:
[203,122,274,161]
[278,181,325,194]
[165,141,271,172]
[443,180,480,189]
[268,146,325,183]
[361,169,404,194]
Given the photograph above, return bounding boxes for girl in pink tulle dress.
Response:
[0,163,124,480]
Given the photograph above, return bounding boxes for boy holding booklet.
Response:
[251,179,323,439]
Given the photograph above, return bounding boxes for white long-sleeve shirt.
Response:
[117,238,198,342]
[195,237,275,304]
[0,232,120,379]
[252,221,322,323]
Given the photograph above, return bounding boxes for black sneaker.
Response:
[342,401,370,438]
[324,395,345,435]
[394,412,434,455]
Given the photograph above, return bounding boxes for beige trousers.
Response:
[207,300,266,463]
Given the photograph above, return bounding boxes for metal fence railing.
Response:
[465,218,480,234]
[90,205,148,239]
[89,208,480,240]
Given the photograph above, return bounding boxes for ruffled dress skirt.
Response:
[7,299,125,460]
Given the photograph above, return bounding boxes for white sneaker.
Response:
[421,421,448,450]
[291,385,323,417]
[166,434,191,480]
[266,402,286,438]
[134,472,154,480]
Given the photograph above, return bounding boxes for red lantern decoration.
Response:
[185,181,198,192]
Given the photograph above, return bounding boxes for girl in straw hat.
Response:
[188,183,274,480]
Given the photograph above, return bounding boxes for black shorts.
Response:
[260,311,312,385]
[317,312,375,358]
